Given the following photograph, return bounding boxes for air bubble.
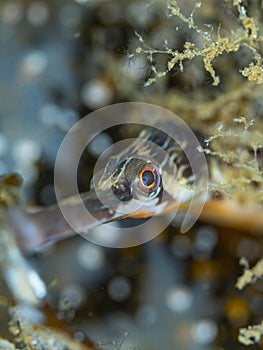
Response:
[165,286,193,313]
[21,51,48,78]
[12,139,41,165]
[107,276,132,302]
[191,319,218,344]
[77,243,105,270]
[81,79,113,109]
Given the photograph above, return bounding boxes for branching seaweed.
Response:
[134,0,263,86]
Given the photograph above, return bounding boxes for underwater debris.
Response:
[236,257,263,290]
[8,308,95,350]
[239,321,263,346]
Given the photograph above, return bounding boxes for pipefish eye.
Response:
[138,164,161,193]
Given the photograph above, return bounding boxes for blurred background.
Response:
[0,0,263,349]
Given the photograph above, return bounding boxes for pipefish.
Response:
[8,122,263,252]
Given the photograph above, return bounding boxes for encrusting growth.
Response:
[135,0,263,86]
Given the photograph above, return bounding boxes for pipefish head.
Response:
[110,158,163,203]
[94,126,198,219]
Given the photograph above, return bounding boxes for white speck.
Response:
[191,319,218,344]
[27,1,49,26]
[215,122,224,131]
[12,139,41,165]
[21,51,48,78]
[165,285,193,313]
[80,79,113,109]
[88,133,112,157]
[107,276,132,302]
[77,242,105,270]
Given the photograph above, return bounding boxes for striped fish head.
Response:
[94,124,201,219]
